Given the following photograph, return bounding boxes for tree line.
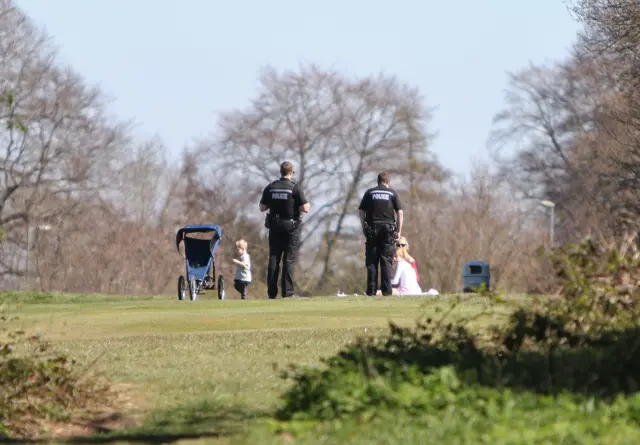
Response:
[1,0,636,296]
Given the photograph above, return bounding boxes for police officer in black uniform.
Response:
[358,171,404,296]
[259,161,310,299]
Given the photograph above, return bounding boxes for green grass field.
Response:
[7,291,639,445]
[2,291,508,444]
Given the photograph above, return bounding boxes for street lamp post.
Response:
[539,200,555,248]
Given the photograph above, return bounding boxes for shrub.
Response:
[274,232,640,432]
[0,308,110,439]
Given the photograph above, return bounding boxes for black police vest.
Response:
[365,187,397,224]
[267,179,297,219]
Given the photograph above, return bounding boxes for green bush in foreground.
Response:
[0,309,111,438]
[272,233,640,441]
[262,401,640,445]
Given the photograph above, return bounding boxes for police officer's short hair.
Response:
[280,162,294,177]
[377,171,390,185]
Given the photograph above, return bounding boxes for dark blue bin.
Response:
[462,261,490,293]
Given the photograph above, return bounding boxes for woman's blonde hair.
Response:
[235,239,248,250]
[395,246,411,262]
[396,236,414,262]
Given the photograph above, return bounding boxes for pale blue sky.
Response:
[15,0,580,176]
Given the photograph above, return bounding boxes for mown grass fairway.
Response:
[1,292,506,444]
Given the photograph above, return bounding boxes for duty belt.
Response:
[371,221,396,226]
[265,213,300,230]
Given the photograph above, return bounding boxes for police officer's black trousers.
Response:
[365,223,396,296]
[267,227,300,298]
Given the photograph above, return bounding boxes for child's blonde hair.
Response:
[235,239,248,250]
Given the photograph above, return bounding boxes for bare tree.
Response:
[204,63,445,290]
[486,52,626,242]
[0,2,266,295]
[571,0,640,226]
[110,137,179,226]
[573,0,640,63]
[316,74,442,284]
[33,199,180,295]
[0,1,127,282]
[489,57,605,194]
[211,64,346,244]
[398,161,547,293]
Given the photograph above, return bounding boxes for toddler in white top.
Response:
[232,239,252,299]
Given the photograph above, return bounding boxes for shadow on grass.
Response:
[4,399,266,444]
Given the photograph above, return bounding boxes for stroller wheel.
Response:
[217,275,225,300]
[189,276,198,301]
[178,275,186,300]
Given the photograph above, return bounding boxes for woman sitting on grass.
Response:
[397,236,419,283]
[390,245,422,296]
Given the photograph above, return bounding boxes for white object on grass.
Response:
[336,291,346,297]
[424,288,439,296]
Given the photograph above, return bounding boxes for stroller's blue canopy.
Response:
[176,224,223,254]
[176,224,223,280]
